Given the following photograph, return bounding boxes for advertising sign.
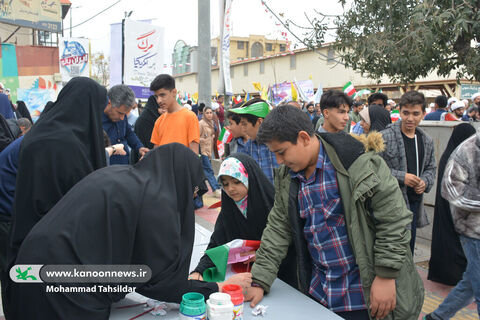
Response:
[0,0,61,32]
[123,20,164,98]
[460,84,480,99]
[59,37,90,82]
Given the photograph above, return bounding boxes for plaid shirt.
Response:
[245,139,278,184]
[291,143,366,312]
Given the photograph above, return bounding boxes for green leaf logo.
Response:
[15,267,37,281]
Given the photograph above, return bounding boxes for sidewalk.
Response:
[195,191,479,320]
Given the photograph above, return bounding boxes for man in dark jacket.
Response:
[246,105,423,320]
[103,85,149,165]
[380,91,436,253]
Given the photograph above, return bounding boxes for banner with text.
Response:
[59,37,90,82]
[221,0,233,95]
[123,20,164,98]
[0,0,61,32]
[272,80,314,105]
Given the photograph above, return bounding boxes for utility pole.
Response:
[70,6,72,37]
[198,0,211,107]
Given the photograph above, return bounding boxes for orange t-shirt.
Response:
[150,108,200,147]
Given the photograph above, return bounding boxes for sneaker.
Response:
[423,314,434,320]
[214,190,222,198]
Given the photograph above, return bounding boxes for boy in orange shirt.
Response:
[150,74,199,154]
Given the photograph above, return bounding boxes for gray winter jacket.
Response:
[380,121,436,227]
[442,131,480,240]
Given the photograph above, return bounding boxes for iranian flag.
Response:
[390,109,400,122]
[218,127,233,143]
[217,127,234,157]
[343,81,356,97]
[203,239,261,282]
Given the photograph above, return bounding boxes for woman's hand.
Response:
[188,272,203,281]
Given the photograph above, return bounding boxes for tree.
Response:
[91,52,109,86]
[263,0,480,84]
[333,0,480,83]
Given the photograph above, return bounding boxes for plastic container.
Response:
[179,292,206,320]
[206,292,234,320]
[221,284,244,320]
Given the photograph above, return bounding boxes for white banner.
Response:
[222,0,233,95]
[59,37,90,82]
[123,20,164,98]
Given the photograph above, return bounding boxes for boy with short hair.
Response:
[315,90,351,133]
[380,91,436,253]
[150,74,199,154]
[224,104,249,157]
[246,105,423,320]
[229,99,278,183]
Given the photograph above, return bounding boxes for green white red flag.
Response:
[343,81,356,97]
[202,239,261,282]
[218,127,233,144]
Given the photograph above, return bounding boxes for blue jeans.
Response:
[431,235,480,319]
[201,155,220,191]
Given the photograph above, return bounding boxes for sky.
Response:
[67,0,347,72]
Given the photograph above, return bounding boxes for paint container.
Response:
[179,292,206,320]
[206,292,234,320]
[221,284,244,320]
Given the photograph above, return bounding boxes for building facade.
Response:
[173,44,479,101]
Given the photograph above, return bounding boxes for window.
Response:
[178,77,183,82]
[266,43,273,51]
[327,47,335,65]
[237,41,244,49]
[230,66,234,78]
[243,64,248,76]
[251,42,264,58]
[279,44,286,52]
[37,30,58,47]
[259,61,265,74]
[290,54,296,70]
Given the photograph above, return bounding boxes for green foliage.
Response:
[312,0,480,83]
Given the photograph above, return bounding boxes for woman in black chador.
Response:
[10,144,220,319]
[428,123,476,285]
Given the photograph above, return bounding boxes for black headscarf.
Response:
[369,104,391,132]
[0,114,15,152]
[428,123,476,285]
[195,153,274,276]
[15,100,33,123]
[10,144,215,319]
[8,77,107,262]
[134,95,160,149]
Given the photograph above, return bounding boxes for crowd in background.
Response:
[0,74,479,320]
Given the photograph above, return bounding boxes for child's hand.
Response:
[370,276,396,319]
[188,272,203,281]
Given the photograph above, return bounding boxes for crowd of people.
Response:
[0,74,478,320]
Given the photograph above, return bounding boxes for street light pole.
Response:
[70,6,72,37]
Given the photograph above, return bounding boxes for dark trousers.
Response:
[409,199,422,254]
[335,309,370,320]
